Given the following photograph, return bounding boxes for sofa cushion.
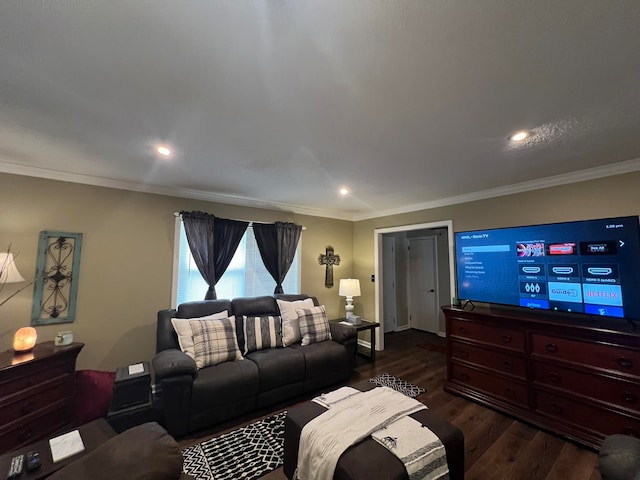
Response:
[297,305,332,346]
[171,310,229,360]
[291,340,348,390]
[191,358,260,414]
[191,317,243,368]
[242,315,283,354]
[246,347,305,392]
[277,298,315,346]
[47,422,183,480]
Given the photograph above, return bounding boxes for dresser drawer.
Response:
[451,363,528,407]
[0,361,73,400]
[534,390,640,438]
[0,382,70,426]
[532,361,640,412]
[450,341,526,378]
[531,334,640,377]
[0,403,68,453]
[450,319,524,351]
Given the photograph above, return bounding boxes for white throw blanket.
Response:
[295,386,427,480]
[372,415,449,480]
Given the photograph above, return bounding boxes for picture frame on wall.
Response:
[31,231,83,326]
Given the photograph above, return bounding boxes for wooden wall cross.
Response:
[318,245,340,288]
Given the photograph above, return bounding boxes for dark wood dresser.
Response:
[0,341,84,453]
[443,305,640,449]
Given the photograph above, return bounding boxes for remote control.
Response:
[6,454,23,479]
[25,451,41,472]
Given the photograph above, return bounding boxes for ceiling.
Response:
[1,1,639,221]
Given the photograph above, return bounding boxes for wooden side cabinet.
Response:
[0,341,84,453]
[443,305,640,449]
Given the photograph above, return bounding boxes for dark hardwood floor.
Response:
[179,329,601,480]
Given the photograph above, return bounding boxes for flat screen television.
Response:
[454,215,640,322]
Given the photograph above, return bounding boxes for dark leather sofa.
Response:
[47,422,192,480]
[152,294,357,437]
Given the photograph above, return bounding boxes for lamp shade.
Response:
[13,327,37,352]
[0,253,26,284]
[339,278,361,297]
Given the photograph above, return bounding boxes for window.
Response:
[173,220,300,306]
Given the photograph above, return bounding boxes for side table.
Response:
[106,362,155,433]
[0,418,115,479]
[332,318,380,362]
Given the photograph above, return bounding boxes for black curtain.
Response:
[180,211,249,300]
[253,221,302,294]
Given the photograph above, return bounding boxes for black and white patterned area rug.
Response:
[181,374,424,480]
[369,372,426,397]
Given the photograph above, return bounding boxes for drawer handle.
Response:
[549,402,563,414]
[547,372,561,383]
[617,357,633,369]
[460,373,470,381]
[502,335,512,344]
[504,387,515,398]
[622,391,638,404]
[623,427,639,437]
[459,350,469,358]
[503,361,513,369]
[545,343,558,353]
[20,401,36,415]
[18,428,32,442]
[458,326,468,334]
[26,379,36,387]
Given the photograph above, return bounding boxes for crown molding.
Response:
[351,157,640,221]
[0,161,353,220]
[2,158,639,223]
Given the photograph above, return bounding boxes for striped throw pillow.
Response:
[190,317,243,368]
[296,305,332,346]
[242,315,283,354]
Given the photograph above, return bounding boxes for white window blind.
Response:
[173,221,300,306]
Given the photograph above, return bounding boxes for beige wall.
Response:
[0,173,353,370]
[2,170,638,369]
[353,171,640,322]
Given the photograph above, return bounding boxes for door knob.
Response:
[429,289,435,292]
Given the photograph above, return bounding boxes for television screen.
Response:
[455,216,640,320]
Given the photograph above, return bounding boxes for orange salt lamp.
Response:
[13,327,37,352]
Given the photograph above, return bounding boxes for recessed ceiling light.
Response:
[156,145,172,157]
[509,130,529,142]
[339,187,349,196]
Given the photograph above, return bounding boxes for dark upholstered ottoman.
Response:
[284,381,464,480]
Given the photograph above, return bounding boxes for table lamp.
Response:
[0,251,28,309]
[339,278,361,320]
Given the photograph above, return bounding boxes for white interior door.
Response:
[382,235,397,332]
[408,237,439,333]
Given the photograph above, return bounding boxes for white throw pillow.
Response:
[171,310,229,360]
[277,298,315,346]
[191,317,243,368]
[297,305,332,346]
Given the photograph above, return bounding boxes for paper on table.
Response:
[49,429,85,463]
[128,363,144,375]
[339,321,352,326]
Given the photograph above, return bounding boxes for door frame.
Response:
[382,235,397,333]
[374,220,454,350]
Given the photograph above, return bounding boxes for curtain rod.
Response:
[173,212,305,229]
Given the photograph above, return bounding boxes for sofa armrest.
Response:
[599,434,640,480]
[329,322,357,344]
[47,422,183,480]
[152,348,197,383]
